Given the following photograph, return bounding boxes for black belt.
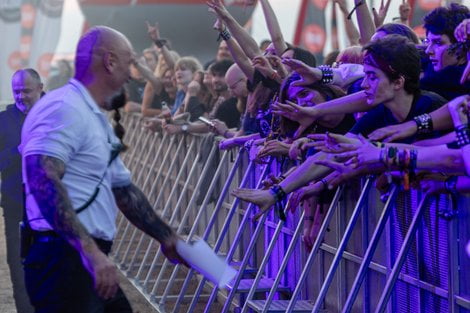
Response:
[32,230,113,254]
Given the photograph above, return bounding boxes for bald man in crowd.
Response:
[0,68,42,313]
[20,26,183,313]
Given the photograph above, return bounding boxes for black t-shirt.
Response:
[420,63,470,101]
[349,91,447,143]
[125,79,165,110]
[214,97,241,129]
[186,96,207,122]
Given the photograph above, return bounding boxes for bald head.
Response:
[74,26,134,108]
[12,68,43,113]
[225,64,247,98]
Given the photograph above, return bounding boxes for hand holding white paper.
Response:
[176,239,237,288]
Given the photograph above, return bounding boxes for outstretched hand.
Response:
[306,132,359,154]
[281,58,322,86]
[231,188,276,220]
[368,121,417,143]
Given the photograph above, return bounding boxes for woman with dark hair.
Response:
[255,73,355,248]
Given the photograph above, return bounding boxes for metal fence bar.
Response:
[341,185,398,313]
[150,138,204,297]
[170,149,237,313]
[112,113,470,313]
[213,162,276,313]
[142,138,198,290]
[259,209,306,313]
[158,144,218,307]
[240,198,295,313]
[374,194,430,313]
[285,186,344,313]
[310,179,373,313]
[186,158,271,313]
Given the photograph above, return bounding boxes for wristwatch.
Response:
[181,124,189,133]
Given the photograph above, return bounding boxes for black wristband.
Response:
[154,39,167,48]
[269,184,287,202]
[455,124,470,148]
[219,29,231,41]
[413,113,433,134]
[318,65,333,84]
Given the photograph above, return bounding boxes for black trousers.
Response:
[23,234,133,313]
[2,202,34,313]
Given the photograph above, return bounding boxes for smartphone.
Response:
[198,116,215,127]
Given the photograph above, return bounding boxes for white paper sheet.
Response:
[176,239,237,288]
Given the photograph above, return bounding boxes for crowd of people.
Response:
[0,0,470,312]
[117,0,470,248]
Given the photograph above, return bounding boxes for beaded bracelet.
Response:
[269,184,287,202]
[318,65,333,84]
[455,124,470,148]
[219,29,231,41]
[413,113,433,134]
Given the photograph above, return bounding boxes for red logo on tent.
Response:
[417,0,441,10]
[21,4,36,29]
[38,53,54,77]
[302,24,326,54]
[8,51,23,70]
[20,36,32,59]
[311,0,328,9]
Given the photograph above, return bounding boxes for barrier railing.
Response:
[111,113,470,313]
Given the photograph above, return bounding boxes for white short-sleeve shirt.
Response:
[20,79,131,241]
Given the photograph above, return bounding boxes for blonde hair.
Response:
[174,56,202,73]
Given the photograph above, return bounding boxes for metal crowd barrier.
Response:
[111,112,470,313]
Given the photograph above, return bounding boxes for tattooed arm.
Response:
[113,183,183,264]
[24,154,119,299]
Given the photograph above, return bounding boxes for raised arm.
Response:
[352,0,377,45]
[259,0,289,56]
[213,18,255,81]
[25,154,118,300]
[146,21,176,71]
[334,0,360,46]
[207,0,261,59]
[133,57,163,93]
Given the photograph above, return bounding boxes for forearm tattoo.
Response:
[25,155,96,252]
[113,183,174,243]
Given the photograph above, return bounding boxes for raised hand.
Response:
[372,0,392,28]
[146,21,161,42]
[207,0,230,19]
[252,55,276,78]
